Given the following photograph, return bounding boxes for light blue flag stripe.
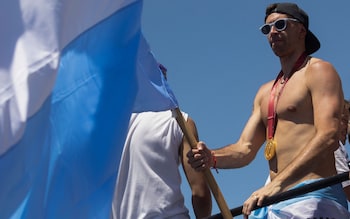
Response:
[1,0,179,217]
[0,1,142,218]
[132,35,179,112]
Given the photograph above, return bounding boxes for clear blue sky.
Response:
[142,1,350,218]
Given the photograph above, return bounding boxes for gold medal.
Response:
[264,139,276,160]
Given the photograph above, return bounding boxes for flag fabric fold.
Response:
[132,35,178,112]
[0,0,177,218]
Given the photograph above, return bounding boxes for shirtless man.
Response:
[187,3,348,218]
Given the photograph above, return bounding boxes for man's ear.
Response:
[299,25,307,40]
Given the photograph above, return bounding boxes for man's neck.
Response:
[279,51,307,77]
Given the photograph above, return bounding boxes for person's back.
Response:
[112,111,189,219]
[112,110,211,219]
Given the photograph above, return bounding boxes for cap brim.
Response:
[305,30,320,54]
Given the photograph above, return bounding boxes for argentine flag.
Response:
[0,0,177,218]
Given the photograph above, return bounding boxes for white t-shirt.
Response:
[111,110,190,219]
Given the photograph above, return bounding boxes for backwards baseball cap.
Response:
[264,2,320,55]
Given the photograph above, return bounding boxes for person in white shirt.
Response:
[111,64,212,219]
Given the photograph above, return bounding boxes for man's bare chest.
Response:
[260,79,312,125]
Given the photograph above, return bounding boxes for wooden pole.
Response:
[173,108,233,219]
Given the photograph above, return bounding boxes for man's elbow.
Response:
[192,192,212,219]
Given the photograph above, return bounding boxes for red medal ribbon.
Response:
[267,52,308,140]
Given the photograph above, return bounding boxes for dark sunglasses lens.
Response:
[275,20,286,31]
[261,25,271,35]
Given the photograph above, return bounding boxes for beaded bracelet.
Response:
[211,151,219,174]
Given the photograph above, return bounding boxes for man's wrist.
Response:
[211,151,219,173]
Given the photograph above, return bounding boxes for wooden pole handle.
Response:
[173,108,233,219]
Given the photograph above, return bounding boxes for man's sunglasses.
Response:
[260,18,299,35]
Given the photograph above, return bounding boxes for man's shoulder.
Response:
[256,80,274,97]
[308,57,334,70]
[132,110,174,120]
[305,57,338,80]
